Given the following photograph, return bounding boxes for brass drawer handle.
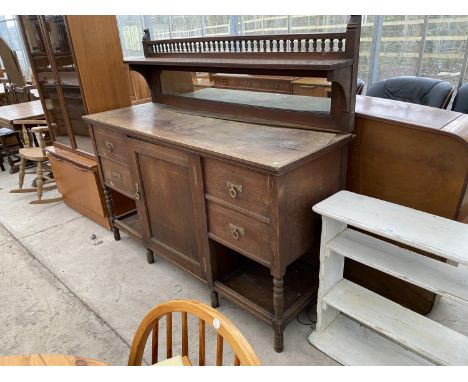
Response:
[134,183,141,200]
[299,84,317,89]
[229,223,244,240]
[226,181,242,198]
[105,141,114,152]
[111,171,121,181]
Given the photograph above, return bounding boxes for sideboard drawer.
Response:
[93,125,129,165]
[203,158,271,218]
[292,83,327,97]
[207,201,271,266]
[100,157,134,198]
[259,79,291,94]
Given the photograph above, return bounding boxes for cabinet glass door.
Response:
[43,15,77,82]
[19,16,72,148]
[40,84,73,148]
[43,15,92,155]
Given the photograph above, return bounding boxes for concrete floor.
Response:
[1,165,468,365]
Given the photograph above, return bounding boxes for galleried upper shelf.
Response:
[125,15,362,133]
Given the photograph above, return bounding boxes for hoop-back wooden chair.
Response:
[4,84,38,105]
[9,120,62,204]
[128,300,260,366]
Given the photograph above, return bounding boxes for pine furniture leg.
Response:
[273,276,285,352]
[18,157,26,189]
[35,161,43,201]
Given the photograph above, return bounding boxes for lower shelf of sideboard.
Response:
[113,210,142,241]
[214,258,318,327]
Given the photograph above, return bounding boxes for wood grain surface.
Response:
[0,354,108,366]
[84,102,350,173]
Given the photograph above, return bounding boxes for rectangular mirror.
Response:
[160,70,331,115]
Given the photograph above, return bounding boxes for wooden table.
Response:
[0,100,44,127]
[0,354,108,366]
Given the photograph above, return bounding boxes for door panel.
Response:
[128,138,208,279]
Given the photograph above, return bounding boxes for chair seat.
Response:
[19,147,47,161]
[153,355,192,366]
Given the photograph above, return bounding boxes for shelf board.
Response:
[114,211,142,241]
[215,259,318,325]
[313,191,468,265]
[323,279,468,365]
[125,56,353,71]
[308,314,434,366]
[328,229,468,306]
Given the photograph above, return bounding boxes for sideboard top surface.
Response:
[83,102,351,173]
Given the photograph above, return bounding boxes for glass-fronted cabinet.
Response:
[17,15,132,231]
[20,15,73,148]
[18,15,94,156]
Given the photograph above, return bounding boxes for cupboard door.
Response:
[128,138,209,279]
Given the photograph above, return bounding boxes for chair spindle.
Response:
[216,333,223,366]
[182,312,188,357]
[198,318,205,366]
[166,313,172,359]
[151,320,159,364]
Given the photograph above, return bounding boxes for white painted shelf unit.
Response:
[308,191,468,366]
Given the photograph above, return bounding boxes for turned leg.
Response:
[36,161,43,201]
[104,188,120,241]
[273,276,285,353]
[18,157,26,189]
[146,248,155,264]
[210,291,219,308]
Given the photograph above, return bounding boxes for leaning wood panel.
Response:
[66,16,131,114]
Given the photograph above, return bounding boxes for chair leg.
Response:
[18,157,26,189]
[36,162,43,201]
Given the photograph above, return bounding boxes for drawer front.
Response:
[93,125,129,165]
[207,201,271,266]
[236,78,262,90]
[214,77,236,88]
[260,79,291,94]
[100,157,133,198]
[203,158,271,218]
[292,83,327,97]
